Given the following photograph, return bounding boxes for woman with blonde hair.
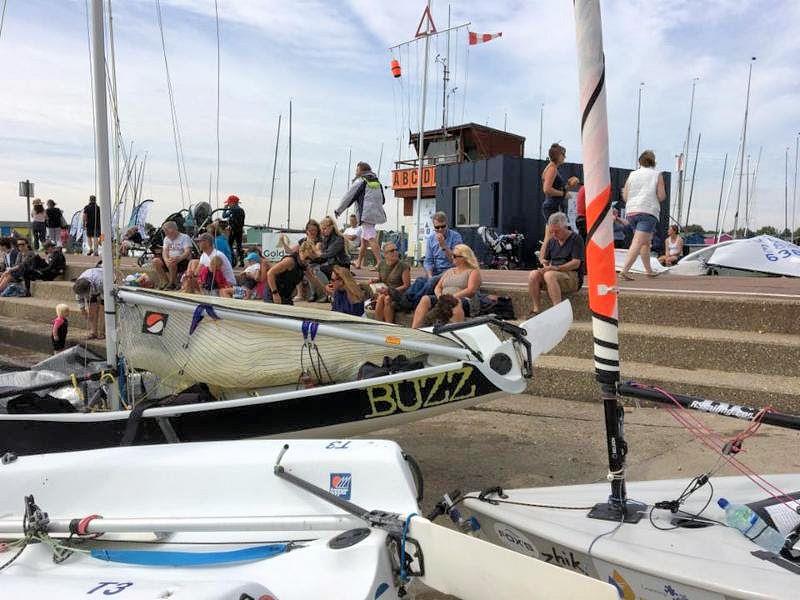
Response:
[620,149,667,279]
[412,243,481,328]
[265,240,319,305]
[326,265,365,316]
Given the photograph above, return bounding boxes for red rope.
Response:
[76,514,101,536]
[634,383,799,510]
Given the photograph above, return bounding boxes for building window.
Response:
[455,185,480,226]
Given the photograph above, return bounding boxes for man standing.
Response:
[152,221,193,290]
[222,195,246,267]
[423,211,463,278]
[82,195,101,255]
[527,212,584,315]
[334,162,386,269]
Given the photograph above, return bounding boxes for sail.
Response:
[117,289,462,393]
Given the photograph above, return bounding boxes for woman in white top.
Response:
[619,150,667,279]
[659,225,684,266]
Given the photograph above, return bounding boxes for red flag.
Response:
[468,31,502,45]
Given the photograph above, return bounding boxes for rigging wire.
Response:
[214,0,221,209]
[0,0,7,42]
[83,0,98,191]
[155,0,191,208]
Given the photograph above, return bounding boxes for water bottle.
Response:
[718,497,786,554]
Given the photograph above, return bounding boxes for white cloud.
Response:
[1,0,798,235]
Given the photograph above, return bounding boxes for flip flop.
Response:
[619,272,635,281]
[646,272,662,278]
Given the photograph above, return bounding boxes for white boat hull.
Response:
[464,474,800,599]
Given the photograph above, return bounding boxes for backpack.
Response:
[478,295,516,321]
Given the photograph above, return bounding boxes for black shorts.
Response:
[88,293,103,305]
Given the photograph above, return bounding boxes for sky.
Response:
[0,0,799,234]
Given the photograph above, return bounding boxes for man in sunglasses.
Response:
[423,211,463,278]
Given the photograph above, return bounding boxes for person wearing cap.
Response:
[334,162,386,269]
[82,195,101,255]
[182,232,235,295]
[153,221,193,290]
[222,251,264,299]
[45,199,64,246]
[222,195,246,267]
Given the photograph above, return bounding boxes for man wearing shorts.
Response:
[527,212,584,316]
[153,221,193,290]
[73,266,104,339]
[334,161,386,269]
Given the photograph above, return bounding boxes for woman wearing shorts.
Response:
[619,150,666,280]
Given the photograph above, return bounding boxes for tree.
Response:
[683,224,705,234]
[756,225,778,236]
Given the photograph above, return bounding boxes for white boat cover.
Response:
[614,249,669,275]
[706,235,800,277]
[117,288,462,393]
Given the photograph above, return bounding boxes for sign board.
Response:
[18,181,34,197]
[261,231,305,262]
[391,167,436,191]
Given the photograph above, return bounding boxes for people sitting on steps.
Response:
[153,221,193,290]
[527,212,584,317]
[412,244,481,328]
[0,238,36,296]
[265,240,320,306]
[327,265,366,317]
[181,233,236,295]
[424,211,463,279]
[371,241,411,324]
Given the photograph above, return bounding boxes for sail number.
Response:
[364,366,476,419]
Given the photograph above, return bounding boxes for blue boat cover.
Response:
[91,543,289,566]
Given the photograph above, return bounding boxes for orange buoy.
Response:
[390,59,402,78]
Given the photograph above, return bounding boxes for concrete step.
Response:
[527,355,800,414]
[30,280,77,303]
[0,314,105,357]
[0,295,94,331]
[556,322,800,377]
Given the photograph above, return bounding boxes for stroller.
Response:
[478,226,525,270]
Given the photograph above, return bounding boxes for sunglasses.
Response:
[433,224,447,230]
[385,248,398,253]
[453,254,465,258]
[17,242,27,247]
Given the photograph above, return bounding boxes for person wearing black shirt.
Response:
[222,195,246,267]
[45,199,64,246]
[83,195,101,255]
[527,212,584,316]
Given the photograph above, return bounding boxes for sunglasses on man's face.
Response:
[385,248,398,253]
[434,224,447,230]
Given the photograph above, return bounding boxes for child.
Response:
[52,303,70,352]
[197,255,231,295]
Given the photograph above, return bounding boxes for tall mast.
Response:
[266,113,281,228]
[214,0,221,209]
[684,132,701,228]
[345,146,352,219]
[733,57,756,238]
[575,0,639,524]
[377,142,384,178]
[90,0,118,404]
[676,77,699,225]
[746,146,762,236]
[307,177,317,222]
[538,103,544,159]
[107,0,120,216]
[713,153,728,242]
[440,4,451,131]
[287,100,292,230]
[634,82,644,166]
[786,146,790,237]
[324,162,337,216]
[414,1,433,260]
[793,133,799,243]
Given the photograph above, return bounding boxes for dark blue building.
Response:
[435,155,671,266]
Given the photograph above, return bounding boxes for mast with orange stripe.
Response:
[574,0,641,523]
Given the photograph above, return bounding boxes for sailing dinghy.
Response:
[457,3,800,598]
[0,438,616,599]
[0,290,573,456]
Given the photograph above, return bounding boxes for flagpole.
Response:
[414,2,433,262]
[574,0,639,524]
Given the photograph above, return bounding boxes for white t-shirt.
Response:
[199,249,236,286]
[164,233,193,260]
[243,263,261,277]
[343,225,362,247]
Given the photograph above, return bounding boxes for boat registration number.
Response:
[363,366,476,419]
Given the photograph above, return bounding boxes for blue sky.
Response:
[1,0,798,233]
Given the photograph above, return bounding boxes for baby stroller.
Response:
[478,226,525,270]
